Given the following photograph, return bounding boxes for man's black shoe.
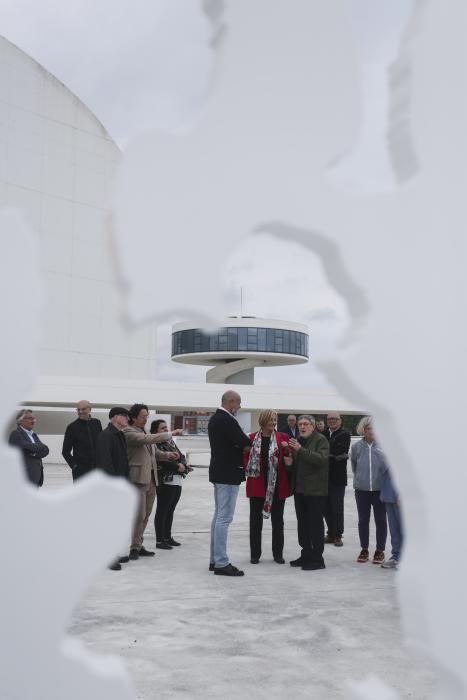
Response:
[109,561,122,571]
[156,542,173,550]
[250,557,260,564]
[139,547,155,557]
[129,549,139,560]
[214,563,244,576]
[289,557,303,567]
[119,555,130,564]
[274,556,285,564]
[301,561,326,571]
[167,538,181,546]
[209,563,215,571]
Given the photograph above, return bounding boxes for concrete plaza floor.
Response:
[45,465,437,700]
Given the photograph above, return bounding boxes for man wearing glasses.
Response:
[284,415,329,570]
[324,412,351,547]
[9,409,50,487]
[62,400,102,481]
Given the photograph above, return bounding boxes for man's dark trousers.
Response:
[354,489,387,551]
[294,494,326,564]
[72,464,95,481]
[325,484,346,539]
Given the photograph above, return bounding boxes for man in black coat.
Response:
[9,409,49,487]
[96,407,130,479]
[324,411,351,547]
[96,406,131,571]
[208,390,251,577]
[62,400,102,481]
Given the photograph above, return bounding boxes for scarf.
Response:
[158,438,189,482]
[245,430,279,518]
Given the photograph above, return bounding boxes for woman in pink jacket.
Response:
[244,410,291,564]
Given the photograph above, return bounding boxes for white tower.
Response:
[171,317,309,384]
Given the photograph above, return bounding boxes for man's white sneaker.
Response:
[381,558,398,569]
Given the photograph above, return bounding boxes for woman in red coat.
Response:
[244,410,291,564]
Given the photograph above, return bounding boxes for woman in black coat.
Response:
[152,419,192,549]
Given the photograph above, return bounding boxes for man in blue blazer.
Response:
[208,390,251,576]
[285,414,299,439]
[9,409,49,487]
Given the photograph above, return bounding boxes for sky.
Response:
[0,0,411,388]
[0,0,411,147]
[0,0,216,146]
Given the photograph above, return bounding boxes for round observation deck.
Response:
[171,318,309,384]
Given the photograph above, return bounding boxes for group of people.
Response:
[9,403,192,571]
[95,404,194,569]
[208,391,403,576]
[8,394,403,576]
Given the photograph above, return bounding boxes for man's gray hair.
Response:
[297,414,315,425]
[16,409,33,424]
[356,416,373,436]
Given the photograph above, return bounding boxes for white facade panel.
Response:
[0,35,157,382]
[28,375,365,417]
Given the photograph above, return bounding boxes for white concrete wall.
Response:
[0,36,157,381]
[42,435,69,465]
[28,375,366,414]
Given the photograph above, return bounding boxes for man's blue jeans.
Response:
[210,483,239,568]
[385,501,403,561]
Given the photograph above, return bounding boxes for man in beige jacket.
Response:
[124,403,182,559]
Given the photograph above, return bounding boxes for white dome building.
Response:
[0,35,157,382]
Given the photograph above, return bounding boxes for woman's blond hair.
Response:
[356,416,373,436]
[258,410,277,429]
